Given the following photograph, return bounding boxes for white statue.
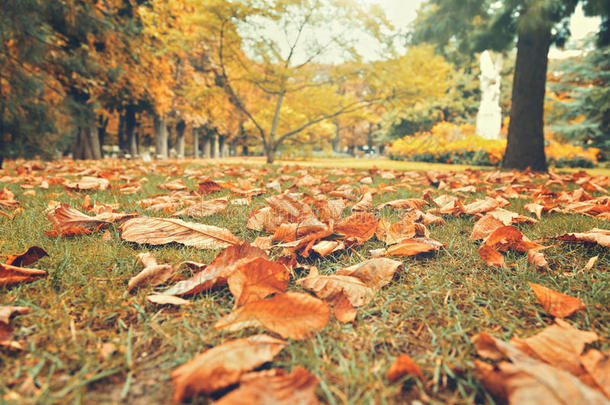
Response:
[476,50,503,140]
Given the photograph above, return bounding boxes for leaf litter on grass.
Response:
[0,158,609,403]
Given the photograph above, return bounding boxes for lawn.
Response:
[1,158,608,404]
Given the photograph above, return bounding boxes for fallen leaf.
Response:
[120,217,241,250]
[335,212,379,244]
[386,354,424,382]
[3,246,48,267]
[527,249,549,269]
[171,334,286,403]
[128,253,179,292]
[296,267,374,308]
[335,258,402,290]
[227,257,290,307]
[0,263,47,286]
[64,176,110,191]
[163,243,267,296]
[172,197,228,217]
[385,238,443,256]
[529,283,586,318]
[47,203,136,235]
[146,294,192,306]
[214,292,330,339]
[311,240,344,257]
[580,349,610,398]
[478,245,505,268]
[580,255,599,273]
[552,228,610,248]
[215,367,320,405]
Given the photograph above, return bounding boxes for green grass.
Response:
[0,158,608,404]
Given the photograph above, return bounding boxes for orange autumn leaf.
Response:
[215,367,320,405]
[478,244,505,268]
[296,267,374,308]
[172,197,228,217]
[527,249,549,269]
[146,294,192,306]
[387,354,424,382]
[580,349,610,398]
[529,283,586,318]
[214,292,330,340]
[120,216,241,250]
[385,238,444,256]
[163,243,267,296]
[484,226,542,253]
[171,334,286,404]
[227,257,290,307]
[0,262,47,287]
[335,258,402,290]
[46,203,136,235]
[335,212,379,244]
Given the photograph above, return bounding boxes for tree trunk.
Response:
[73,126,98,159]
[265,144,275,164]
[213,134,220,158]
[89,125,102,159]
[367,122,374,153]
[332,121,340,153]
[192,127,199,158]
[97,115,108,156]
[117,111,126,153]
[125,105,138,157]
[203,137,211,158]
[166,124,173,154]
[502,23,551,171]
[154,115,168,159]
[176,120,186,158]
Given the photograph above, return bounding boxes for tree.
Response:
[413,0,610,171]
[546,45,609,159]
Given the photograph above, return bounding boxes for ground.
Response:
[0,157,608,404]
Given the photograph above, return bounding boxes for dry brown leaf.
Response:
[471,215,504,241]
[385,238,444,256]
[580,255,599,273]
[335,258,402,290]
[214,292,330,339]
[376,198,428,210]
[163,243,267,296]
[478,245,505,268]
[120,217,241,250]
[311,240,344,257]
[475,358,608,405]
[47,203,136,235]
[580,349,610,398]
[484,226,543,253]
[386,354,424,382]
[510,319,598,377]
[3,246,48,267]
[172,197,228,217]
[64,176,109,191]
[527,249,549,269]
[146,294,192,306]
[332,292,358,323]
[247,207,282,233]
[529,283,586,318]
[296,268,374,308]
[215,367,320,405]
[335,212,379,244]
[375,218,416,245]
[352,192,372,212]
[171,334,286,403]
[0,263,47,286]
[227,257,290,307]
[552,228,610,248]
[128,253,179,292]
[314,199,345,222]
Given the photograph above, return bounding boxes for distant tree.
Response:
[413,0,610,171]
[547,45,609,159]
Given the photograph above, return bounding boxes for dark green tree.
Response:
[412,0,610,171]
[547,45,609,159]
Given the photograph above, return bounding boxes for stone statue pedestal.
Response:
[476,51,503,140]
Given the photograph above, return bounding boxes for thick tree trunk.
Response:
[203,137,211,158]
[213,134,220,158]
[176,120,186,158]
[502,24,551,171]
[265,144,275,164]
[367,122,374,153]
[125,105,137,157]
[166,124,173,153]
[154,115,168,159]
[192,127,199,158]
[89,125,102,159]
